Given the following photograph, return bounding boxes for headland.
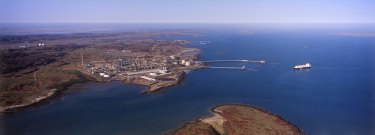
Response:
[0,31,204,112]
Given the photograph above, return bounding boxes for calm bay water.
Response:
[1,24,375,135]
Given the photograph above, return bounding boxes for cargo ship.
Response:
[293,63,311,70]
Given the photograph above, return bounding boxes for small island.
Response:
[171,104,304,135]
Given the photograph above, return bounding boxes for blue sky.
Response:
[0,0,374,23]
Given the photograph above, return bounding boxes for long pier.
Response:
[206,66,246,70]
[202,60,266,64]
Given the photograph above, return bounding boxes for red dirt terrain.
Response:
[172,104,304,135]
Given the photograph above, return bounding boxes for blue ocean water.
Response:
[1,24,375,135]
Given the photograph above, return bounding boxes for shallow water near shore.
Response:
[3,24,375,135]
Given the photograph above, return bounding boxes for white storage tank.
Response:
[149,73,158,76]
[99,73,105,76]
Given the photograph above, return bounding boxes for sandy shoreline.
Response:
[201,112,226,134]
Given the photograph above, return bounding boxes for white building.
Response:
[140,76,156,81]
[181,60,186,64]
[185,61,191,66]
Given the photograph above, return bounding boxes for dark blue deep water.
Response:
[1,24,375,135]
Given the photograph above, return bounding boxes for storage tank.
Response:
[149,73,157,76]
[99,73,105,76]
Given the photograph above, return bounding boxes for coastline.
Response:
[0,69,191,112]
[0,89,56,112]
[0,70,94,112]
[143,71,186,93]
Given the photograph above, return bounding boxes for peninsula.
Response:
[0,31,204,112]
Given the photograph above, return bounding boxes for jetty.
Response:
[206,66,246,70]
[202,60,266,64]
